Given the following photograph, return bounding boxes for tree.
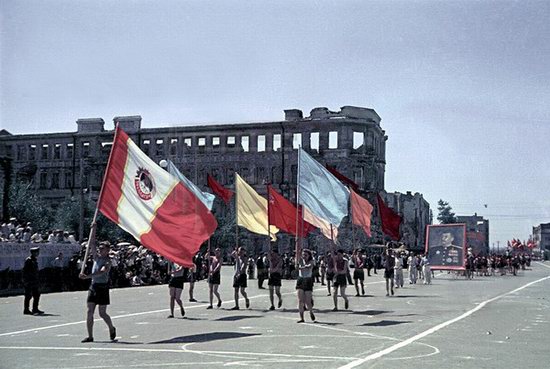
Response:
[437,199,457,224]
[8,181,54,232]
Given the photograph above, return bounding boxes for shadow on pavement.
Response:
[359,320,412,327]
[215,315,262,322]
[352,310,392,316]
[393,295,439,298]
[150,332,261,344]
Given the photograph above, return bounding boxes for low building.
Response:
[533,223,550,257]
[456,213,489,255]
[380,191,432,252]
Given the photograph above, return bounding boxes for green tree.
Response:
[437,199,457,224]
[8,181,54,232]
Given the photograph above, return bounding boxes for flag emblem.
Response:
[134,167,155,200]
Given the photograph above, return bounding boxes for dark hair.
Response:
[302,249,312,261]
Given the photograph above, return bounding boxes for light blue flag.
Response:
[166,160,215,211]
[297,148,350,226]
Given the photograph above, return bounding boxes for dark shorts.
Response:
[233,273,247,288]
[326,271,335,282]
[384,269,395,279]
[296,276,313,291]
[87,283,110,305]
[208,271,221,285]
[268,272,282,287]
[353,269,365,281]
[333,274,347,287]
[168,276,184,289]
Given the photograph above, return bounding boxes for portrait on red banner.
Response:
[425,224,466,270]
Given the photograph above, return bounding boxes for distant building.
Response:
[380,191,432,252]
[532,223,550,254]
[456,213,489,255]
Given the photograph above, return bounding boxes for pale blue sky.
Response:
[1,0,549,246]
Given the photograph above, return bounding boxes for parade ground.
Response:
[1,262,549,369]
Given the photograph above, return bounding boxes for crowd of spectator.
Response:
[0,217,79,244]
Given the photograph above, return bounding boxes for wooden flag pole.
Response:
[235,172,239,250]
[295,148,301,259]
[80,124,123,275]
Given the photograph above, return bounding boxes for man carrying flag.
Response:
[96,126,217,269]
[78,126,218,340]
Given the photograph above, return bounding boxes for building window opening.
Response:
[310,132,319,152]
[241,136,249,152]
[293,133,302,149]
[353,132,364,149]
[257,135,266,152]
[273,134,281,151]
[329,131,338,149]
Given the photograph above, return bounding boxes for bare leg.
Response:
[275,286,282,307]
[98,305,114,333]
[297,290,305,321]
[341,286,348,309]
[86,303,96,339]
[269,286,275,308]
[213,284,221,306]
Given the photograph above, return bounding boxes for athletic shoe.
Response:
[189,298,197,302]
[23,310,33,315]
[297,319,305,323]
[32,309,44,315]
[110,327,116,341]
[81,337,94,343]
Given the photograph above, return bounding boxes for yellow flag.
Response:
[235,173,278,240]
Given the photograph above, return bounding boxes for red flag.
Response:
[98,127,217,268]
[377,194,401,241]
[267,185,315,237]
[207,174,234,204]
[351,189,373,237]
[325,164,359,191]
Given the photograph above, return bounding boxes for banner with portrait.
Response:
[425,224,466,270]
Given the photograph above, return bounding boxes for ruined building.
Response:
[0,106,430,250]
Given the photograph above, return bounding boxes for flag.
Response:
[98,127,217,268]
[267,185,315,237]
[350,189,373,237]
[325,164,359,191]
[166,160,215,211]
[207,174,234,204]
[377,194,401,241]
[297,149,350,240]
[235,173,278,240]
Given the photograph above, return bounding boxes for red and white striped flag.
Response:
[98,127,217,267]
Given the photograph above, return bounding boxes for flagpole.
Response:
[235,172,239,251]
[267,184,272,250]
[80,124,122,275]
[351,195,356,252]
[295,148,301,257]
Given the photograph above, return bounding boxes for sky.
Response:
[1,0,549,247]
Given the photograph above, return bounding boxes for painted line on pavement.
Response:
[338,274,550,369]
